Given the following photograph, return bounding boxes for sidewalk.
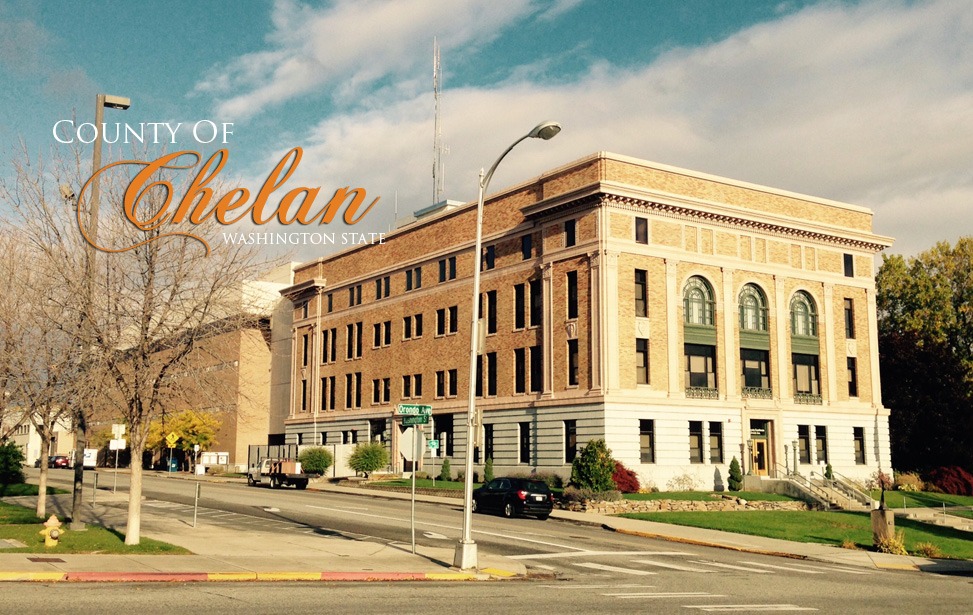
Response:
[2,472,971,582]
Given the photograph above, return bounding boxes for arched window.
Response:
[683,276,714,326]
[790,291,817,337]
[738,284,768,331]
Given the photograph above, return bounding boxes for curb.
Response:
[0,571,485,583]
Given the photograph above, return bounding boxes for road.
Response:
[18,469,973,614]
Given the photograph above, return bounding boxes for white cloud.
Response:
[227,0,973,261]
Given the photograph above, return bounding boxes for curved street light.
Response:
[454,120,561,570]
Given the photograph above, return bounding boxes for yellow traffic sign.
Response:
[165,432,179,448]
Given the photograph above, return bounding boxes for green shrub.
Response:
[438,457,451,482]
[875,529,907,555]
[562,486,622,503]
[0,442,25,485]
[348,443,389,478]
[912,542,942,558]
[728,457,743,491]
[483,458,494,483]
[569,439,616,491]
[825,463,834,480]
[298,447,334,476]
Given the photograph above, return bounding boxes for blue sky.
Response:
[1,0,970,260]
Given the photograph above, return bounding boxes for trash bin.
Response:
[168,457,179,472]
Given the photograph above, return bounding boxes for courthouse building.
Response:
[281,152,893,490]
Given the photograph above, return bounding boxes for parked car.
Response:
[472,477,554,520]
[49,455,71,469]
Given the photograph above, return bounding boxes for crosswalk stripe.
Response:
[684,605,816,612]
[510,550,689,560]
[690,560,773,573]
[631,558,715,572]
[743,561,825,574]
[574,563,657,575]
[820,565,873,575]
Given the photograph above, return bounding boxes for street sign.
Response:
[402,414,429,426]
[109,438,126,451]
[165,432,179,448]
[397,404,432,416]
[428,439,439,450]
[111,424,125,439]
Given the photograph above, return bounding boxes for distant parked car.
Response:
[49,455,71,469]
[472,477,554,520]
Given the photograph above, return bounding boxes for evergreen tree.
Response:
[483,457,494,483]
[569,439,616,491]
[728,457,743,491]
[439,457,451,482]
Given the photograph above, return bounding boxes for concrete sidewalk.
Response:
[0,489,523,582]
[2,472,971,582]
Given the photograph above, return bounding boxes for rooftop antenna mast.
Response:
[433,38,447,205]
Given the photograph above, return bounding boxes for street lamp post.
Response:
[70,93,131,531]
[453,120,560,571]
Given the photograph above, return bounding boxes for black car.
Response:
[472,477,554,520]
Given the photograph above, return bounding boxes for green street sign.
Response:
[397,404,432,416]
[402,414,430,426]
[428,440,439,449]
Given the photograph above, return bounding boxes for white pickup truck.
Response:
[246,458,309,490]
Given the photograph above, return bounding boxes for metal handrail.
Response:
[775,464,834,510]
[810,470,874,508]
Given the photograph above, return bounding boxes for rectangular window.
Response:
[639,420,655,463]
[402,375,412,399]
[798,425,810,464]
[436,308,446,336]
[484,424,494,461]
[346,325,354,359]
[529,279,543,327]
[327,293,333,313]
[685,344,716,389]
[514,348,526,394]
[300,379,307,411]
[634,269,648,317]
[372,379,381,404]
[689,421,703,463]
[405,267,422,291]
[815,425,828,464]
[448,305,458,334]
[567,339,579,386]
[521,234,532,260]
[566,271,578,319]
[413,373,422,397]
[323,328,337,363]
[514,283,526,329]
[486,290,497,334]
[403,316,413,340]
[486,351,497,396]
[519,422,531,464]
[448,368,458,397]
[853,427,866,464]
[844,298,855,339]
[301,333,309,367]
[349,284,362,306]
[321,376,335,411]
[436,370,446,398]
[564,219,576,247]
[635,217,648,244]
[709,422,724,464]
[529,344,543,393]
[564,420,577,463]
[636,338,649,384]
[373,323,382,348]
[375,276,389,299]
[438,257,456,282]
[383,321,391,346]
[435,414,454,457]
[843,253,854,278]
[741,349,770,390]
[793,354,820,395]
[482,245,495,271]
[301,301,309,319]
[847,357,859,397]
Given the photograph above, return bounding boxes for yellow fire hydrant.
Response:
[39,515,65,547]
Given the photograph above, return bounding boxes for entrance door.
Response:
[752,439,769,476]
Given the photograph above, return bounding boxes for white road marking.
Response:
[631,558,715,572]
[574,562,657,576]
[511,550,690,560]
[422,531,448,540]
[605,592,724,598]
[530,564,556,571]
[690,560,773,573]
[684,605,816,612]
[743,561,825,574]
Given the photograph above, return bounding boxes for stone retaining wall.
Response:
[560,497,809,514]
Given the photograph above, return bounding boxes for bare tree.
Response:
[2,142,277,543]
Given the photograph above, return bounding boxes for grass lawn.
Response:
[624,490,797,502]
[620,510,973,560]
[870,490,973,509]
[0,483,66,497]
[0,500,189,555]
[368,478,475,491]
